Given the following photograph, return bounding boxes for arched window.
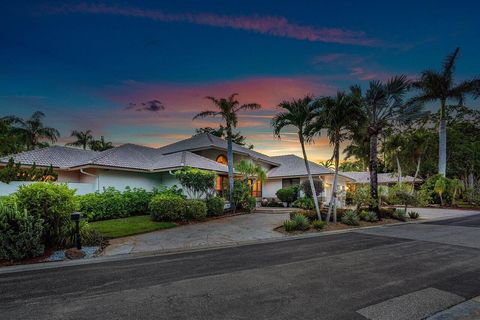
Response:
[216,154,228,165]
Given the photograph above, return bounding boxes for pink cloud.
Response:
[48,3,382,46]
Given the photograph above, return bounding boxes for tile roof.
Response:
[266,154,336,178]
[0,144,228,173]
[341,172,418,184]
[158,133,279,165]
[0,146,99,168]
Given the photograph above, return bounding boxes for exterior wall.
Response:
[0,181,95,196]
[262,178,282,198]
[96,169,164,192]
[193,148,275,172]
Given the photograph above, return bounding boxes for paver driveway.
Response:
[103,212,290,256]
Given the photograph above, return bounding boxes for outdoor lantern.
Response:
[70,212,82,250]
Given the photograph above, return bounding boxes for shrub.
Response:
[320,207,348,222]
[289,210,317,222]
[122,187,152,215]
[312,219,326,230]
[276,187,298,206]
[78,187,128,222]
[363,211,378,222]
[149,194,186,221]
[378,207,395,219]
[230,180,251,211]
[392,208,407,221]
[0,201,44,260]
[408,211,420,219]
[242,196,257,213]
[265,199,284,207]
[387,183,413,205]
[419,174,454,205]
[292,214,310,230]
[341,210,360,226]
[185,199,207,220]
[283,220,297,232]
[152,185,184,198]
[206,197,225,216]
[292,197,314,210]
[174,167,216,199]
[61,220,103,248]
[300,179,324,198]
[15,182,76,247]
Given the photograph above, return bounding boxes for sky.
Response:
[1,1,479,161]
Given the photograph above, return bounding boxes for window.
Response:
[282,178,300,189]
[216,155,228,165]
[215,175,228,197]
[249,179,262,198]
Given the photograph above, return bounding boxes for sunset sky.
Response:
[1,1,480,161]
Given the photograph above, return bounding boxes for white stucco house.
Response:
[0,133,356,203]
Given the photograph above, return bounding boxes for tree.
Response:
[66,130,93,150]
[0,118,25,156]
[410,48,480,176]
[450,178,465,205]
[89,136,114,151]
[383,133,406,185]
[272,96,321,220]
[194,126,253,149]
[434,176,448,206]
[318,159,334,169]
[5,111,59,150]
[354,76,424,214]
[308,91,363,223]
[343,127,370,171]
[174,167,216,199]
[193,94,261,204]
[234,159,267,194]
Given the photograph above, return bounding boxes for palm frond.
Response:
[192,110,219,120]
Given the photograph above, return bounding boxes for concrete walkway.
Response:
[103,212,290,256]
[102,207,480,257]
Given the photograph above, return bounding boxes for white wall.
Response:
[96,169,165,192]
[263,179,282,198]
[0,181,95,196]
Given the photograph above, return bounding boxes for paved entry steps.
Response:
[253,207,294,214]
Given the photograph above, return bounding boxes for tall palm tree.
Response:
[355,76,423,214]
[410,48,480,176]
[272,96,321,220]
[308,91,363,223]
[5,111,60,150]
[384,134,405,185]
[89,136,114,151]
[193,94,261,203]
[66,130,93,149]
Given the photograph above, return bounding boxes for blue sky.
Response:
[1,1,479,160]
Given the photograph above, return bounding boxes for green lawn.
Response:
[90,215,176,238]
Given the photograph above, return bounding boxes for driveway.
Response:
[103,208,480,256]
[2,213,480,320]
[103,212,290,256]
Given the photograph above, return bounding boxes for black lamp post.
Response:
[70,212,82,250]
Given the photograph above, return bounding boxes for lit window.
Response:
[216,155,228,165]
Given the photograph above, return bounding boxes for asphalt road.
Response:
[1,214,480,320]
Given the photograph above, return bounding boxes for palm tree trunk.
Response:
[369,131,380,215]
[226,126,235,208]
[439,100,447,176]
[327,141,340,224]
[412,155,422,192]
[396,154,402,185]
[299,133,321,221]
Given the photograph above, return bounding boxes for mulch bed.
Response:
[275,218,405,235]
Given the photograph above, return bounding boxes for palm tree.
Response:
[235,159,267,196]
[193,94,261,203]
[66,130,93,150]
[272,96,321,220]
[410,48,480,176]
[318,159,335,169]
[384,134,405,185]
[308,91,363,223]
[434,177,448,206]
[450,178,465,205]
[5,111,60,150]
[89,136,114,151]
[343,129,370,171]
[355,76,424,214]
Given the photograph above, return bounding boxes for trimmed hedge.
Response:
[0,201,45,260]
[149,194,186,221]
[185,199,207,220]
[15,183,76,247]
[206,197,225,216]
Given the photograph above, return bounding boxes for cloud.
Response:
[48,3,383,46]
[125,99,165,112]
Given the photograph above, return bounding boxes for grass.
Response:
[90,215,176,239]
